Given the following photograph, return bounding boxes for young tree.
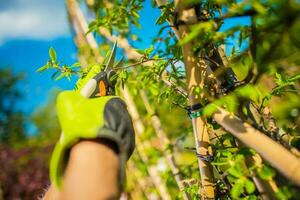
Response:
[39,0,300,199]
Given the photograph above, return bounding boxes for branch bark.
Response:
[172,1,216,199]
[218,47,278,200]
[162,76,300,187]
[213,108,300,186]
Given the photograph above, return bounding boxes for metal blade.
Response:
[104,40,117,71]
[114,56,124,69]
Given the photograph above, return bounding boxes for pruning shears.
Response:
[79,41,123,98]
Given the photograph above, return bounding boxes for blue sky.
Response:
[0,0,76,135]
[0,0,162,135]
[0,0,249,135]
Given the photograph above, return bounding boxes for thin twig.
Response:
[114,57,177,70]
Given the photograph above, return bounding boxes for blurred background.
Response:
[0,0,77,199]
[0,0,163,198]
[2,0,294,199]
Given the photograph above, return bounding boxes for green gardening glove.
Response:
[50,65,135,189]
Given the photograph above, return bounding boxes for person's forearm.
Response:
[42,185,60,200]
[43,139,120,200]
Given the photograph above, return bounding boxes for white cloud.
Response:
[0,0,70,44]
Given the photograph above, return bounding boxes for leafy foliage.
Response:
[87,0,143,36]
[37,47,80,81]
[0,68,25,145]
[0,68,59,199]
[12,0,300,199]
[0,143,52,200]
[83,0,300,198]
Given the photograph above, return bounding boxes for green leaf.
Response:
[149,84,159,96]
[221,149,233,157]
[55,73,65,81]
[243,195,257,200]
[237,147,255,157]
[203,103,218,116]
[136,49,144,54]
[275,186,293,200]
[238,31,243,47]
[225,95,238,113]
[131,10,139,19]
[202,95,237,116]
[228,166,243,178]
[289,72,300,82]
[49,47,57,61]
[145,45,154,55]
[231,46,236,56]
[257,165,276,180]
[36,64,49,72]
[88,20,97,29]
[236,85,261,103]
[66,74,71,81]
[71,62,81,68]
[110,73,119,83]
[179,22,214,45]
[119,70,128,80]
[245,179,255,194]
[252,2,267,14]
[51,71,59,80]
[231,179,245,199]
[131,34,138,41]
[192,86,202,98]
[275,72,284,85]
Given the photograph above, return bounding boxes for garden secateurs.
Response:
[78,41,123,98]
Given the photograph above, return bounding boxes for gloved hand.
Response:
[50,65,135,189]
